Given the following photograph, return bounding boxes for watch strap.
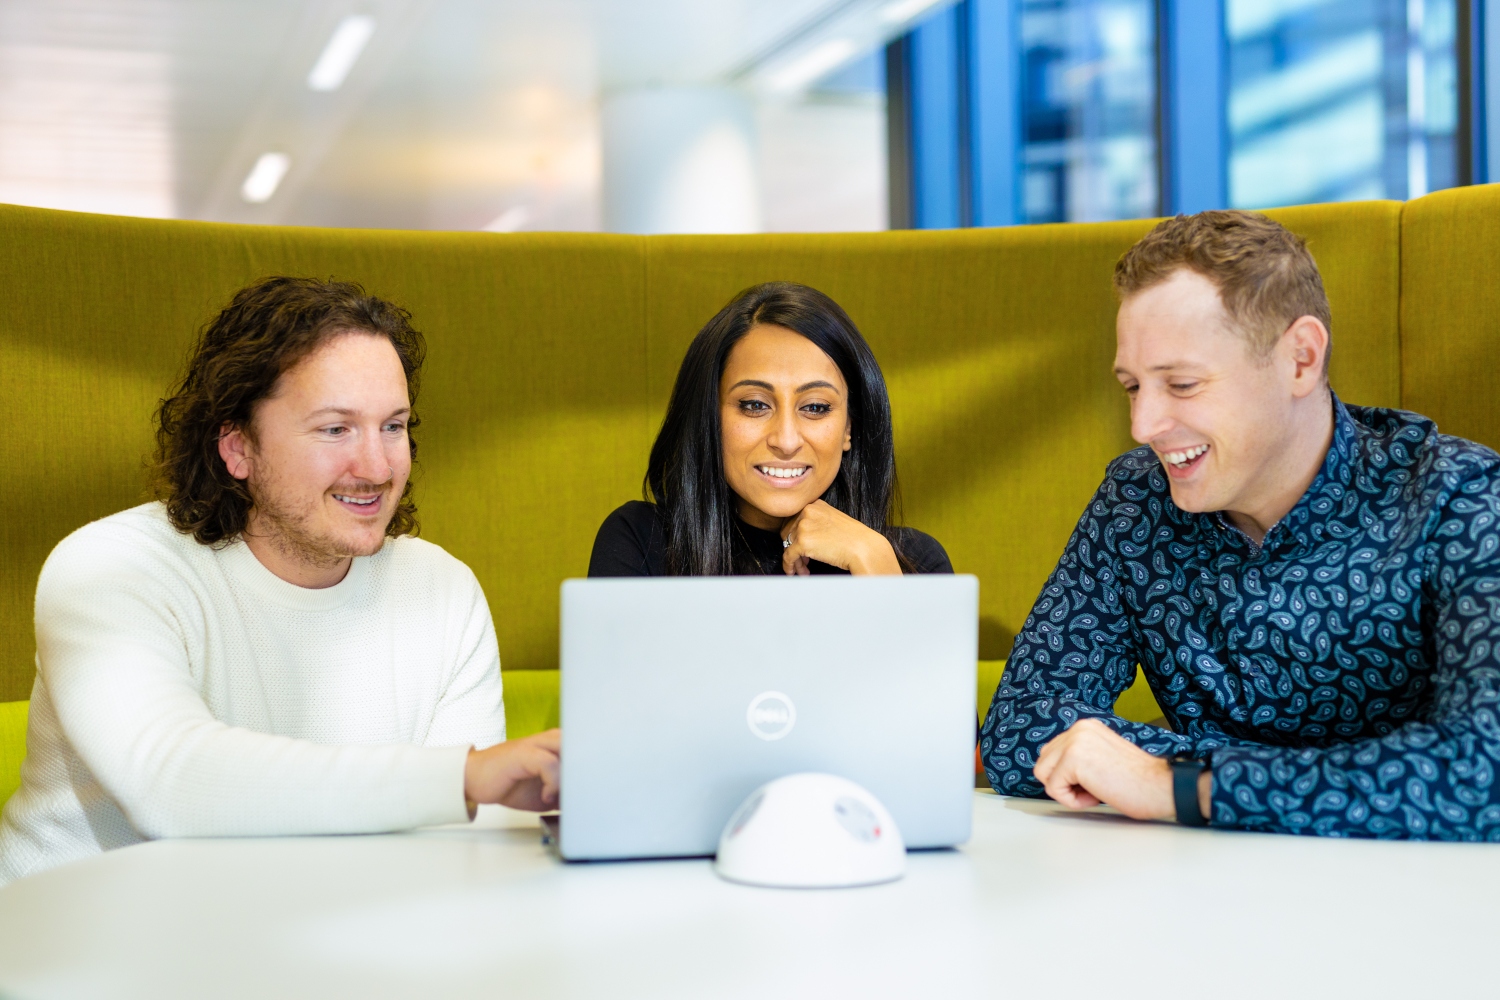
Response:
[1169,755,1209,827]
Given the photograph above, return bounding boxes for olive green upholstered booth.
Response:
[0,183,1495,811]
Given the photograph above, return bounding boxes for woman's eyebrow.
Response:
[725,378,840,393]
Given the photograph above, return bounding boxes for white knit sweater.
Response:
[0,503,506,885]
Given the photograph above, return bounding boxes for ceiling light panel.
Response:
[876,0,947,25]
[240,152,291,202]
[764,38,859,94]
[744,0,959,98]
[308,14,376,92]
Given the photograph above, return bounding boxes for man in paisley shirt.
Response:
[980,209,1500,839]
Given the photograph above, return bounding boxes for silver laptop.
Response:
[557,574,978,861]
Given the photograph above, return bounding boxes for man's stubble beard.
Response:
[245,473,393,572]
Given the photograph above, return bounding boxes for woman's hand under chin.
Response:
[780,500,901,576]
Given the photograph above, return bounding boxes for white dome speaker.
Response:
[713,773,906,888]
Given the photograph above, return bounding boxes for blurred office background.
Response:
[0,0,1494,233]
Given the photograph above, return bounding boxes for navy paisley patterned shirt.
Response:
[981,396,1500,839]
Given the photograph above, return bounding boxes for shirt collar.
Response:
[1212,392,1356,554]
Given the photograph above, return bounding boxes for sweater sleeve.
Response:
[425,563,508,750]
[35,535,472,840]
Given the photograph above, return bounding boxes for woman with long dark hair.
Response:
[589,281,950,577]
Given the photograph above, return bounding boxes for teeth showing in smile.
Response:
[334,494,378,506]
[1165,445,1209,467]
[758,466,808,480]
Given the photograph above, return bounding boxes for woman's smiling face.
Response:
[719,323,851,530]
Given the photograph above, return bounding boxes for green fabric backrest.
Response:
[1399,183,1500,447]
[0,208,651,700]
[0,700,26,809]
[0,199,1405,704]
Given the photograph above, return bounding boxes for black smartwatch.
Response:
[1168,755,1210,827]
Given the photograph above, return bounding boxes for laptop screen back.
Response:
[559,575,978,861]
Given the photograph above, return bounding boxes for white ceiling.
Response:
[0,0,932,231]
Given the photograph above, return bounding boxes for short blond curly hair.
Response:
[1114,210,1332,361]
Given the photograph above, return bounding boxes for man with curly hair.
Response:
[0,277,558,883]
[982,210,1500,839]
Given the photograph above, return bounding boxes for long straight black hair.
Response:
[645,281,903,575]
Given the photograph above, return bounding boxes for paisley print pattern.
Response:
[980,396,1500,839]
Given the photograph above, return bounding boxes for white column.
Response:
[601,86,762,234]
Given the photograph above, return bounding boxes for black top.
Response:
[588,500,954,577]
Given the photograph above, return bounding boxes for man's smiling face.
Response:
[1114,267,1291,517]
[224,330,413,580]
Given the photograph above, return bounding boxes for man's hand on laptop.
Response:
[464,729,561,813]
[1033,718,1196,821]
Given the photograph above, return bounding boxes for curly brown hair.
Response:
[153,276,426,545]
[1114,210,1332,366]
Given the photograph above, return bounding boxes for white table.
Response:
[0,790,1492,999]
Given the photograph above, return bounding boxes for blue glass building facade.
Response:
[1228,0,1459,206]
[886,0,1489,228]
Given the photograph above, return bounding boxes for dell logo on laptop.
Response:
[746,691,796,741]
